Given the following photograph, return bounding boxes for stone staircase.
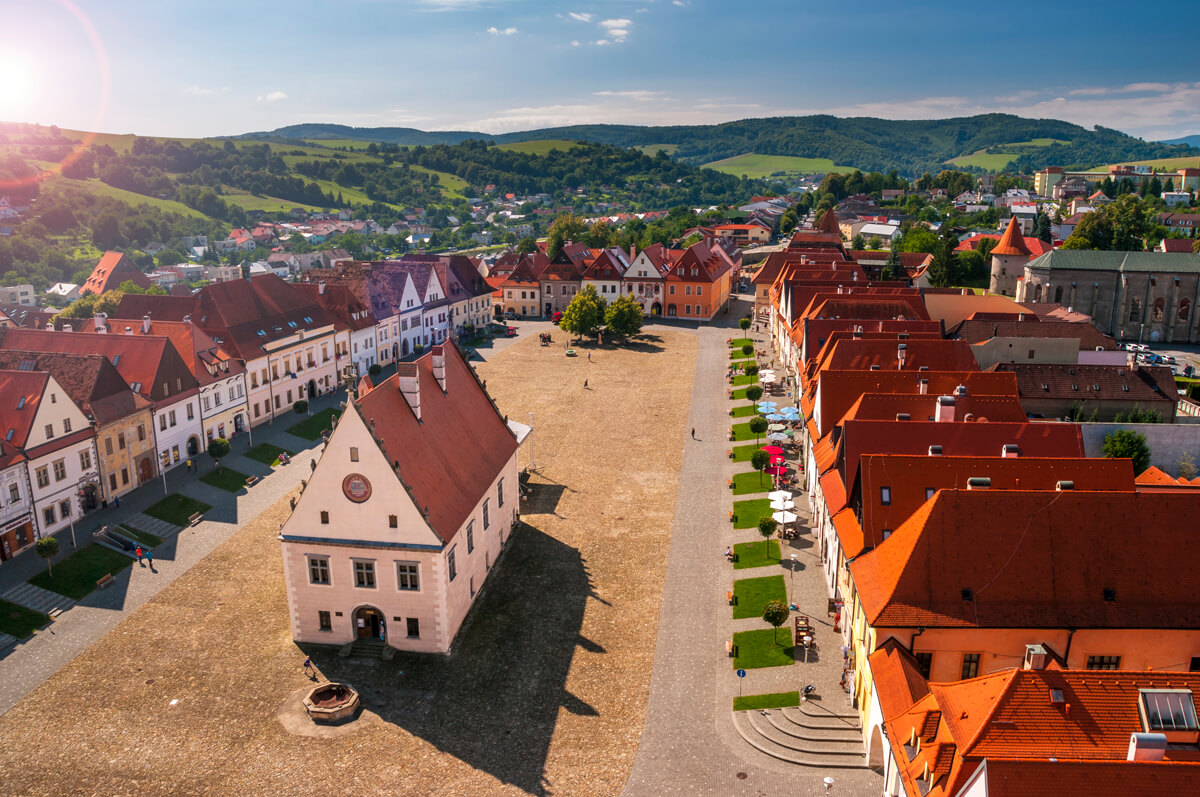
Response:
[732,700,867,768]
[340,639,387,659]
[1,582,75,617]
[0,631,18,653]
[124,513,183,540]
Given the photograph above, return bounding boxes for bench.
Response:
[726,639,737,657]
[728,479,734,490]
[729,511,735,523]
[727,590,736,605]
[96,573,115,589]
[244,475,259,487]
[727,449,734,459]
[188,512,203,526]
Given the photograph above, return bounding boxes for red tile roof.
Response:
[988,362,1177,409]
[0,369,48,453]
[356,344,517,543]
[951,318,1116,350]
[0,350,150,425]
[80,251,153,296]
[852,489,1200,629]
[810,338,979,377]
[837,392,1027,426]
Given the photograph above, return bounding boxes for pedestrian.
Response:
[186,458,193,473]
[691,427,696,439]
[135,546,144,565]
[114,495,120,509]
[303,656,316,678]
[584,379,589,389]
[587,351,591,362]
[144,549,153,567]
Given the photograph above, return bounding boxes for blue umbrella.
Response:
[766,413,785,421]
[757,401,778,408]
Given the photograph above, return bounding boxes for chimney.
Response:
[956,384,967,397]
[928,445,943,456]
[396,362,421,420]
[319,281,326,295]
[1056,480,1074,491]
[93,312,107,333]
[62,323,72,332]
[967,477,991,490]
[183,314,192,325]
[1002,444,1021,458]
[896,413,910,421]
[431,345,446,392]
[936,395,956,422]
[124,327,133,335]
[142,315,151,334]
[897,343,907,369]
[1127,733,1168,762]
[1023,644,1049,670]
[919,378,929,395]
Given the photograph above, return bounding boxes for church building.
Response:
[279,343,523,654]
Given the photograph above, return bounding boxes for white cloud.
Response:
[594,39,610,46]
[570,40,581,46]
[673,0,688,6]
[487,26,518,35]
[594,90,664,102]
[598,17,632,41]
[257,91,288,102]
[185,85,229,96]
[568,11,593,22]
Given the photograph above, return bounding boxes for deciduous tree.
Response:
[603,294,643,339]
[36,536,59,578]
[559,284,606,340]
[762,599,790,644]
[751,448,771,487]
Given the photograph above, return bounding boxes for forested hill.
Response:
[241,114,1200,174]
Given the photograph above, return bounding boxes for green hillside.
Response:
[704,153,856,179]
[948,138,1069,170]
[495,140,580,155]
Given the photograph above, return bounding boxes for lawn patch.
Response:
[730,374,756,386]
[733,691,799,711]
[145,494,212,527]
[732,443,759,461]
[244,442,293,467]
[119,525,163,547]
[729,405,757,418]
[732,498,772,529]
[287,408,341,441]
[729,337,752,348]
[732,627,795,669]
[200,467,250,493]
[730,422,767,442]
[0,598,50,639]
[732,470,772,495]
[733,574,787,619]
[29,546,132,600]
[730,387,749,400]
[733,539,780,569]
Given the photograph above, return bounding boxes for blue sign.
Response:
[736,669,747,678]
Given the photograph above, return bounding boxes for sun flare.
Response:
[0,51,34,118]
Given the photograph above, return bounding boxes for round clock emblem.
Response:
[342,473,372,503]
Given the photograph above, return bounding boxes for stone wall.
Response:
[1080,421,1200,475]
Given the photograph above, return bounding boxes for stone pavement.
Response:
[620,299,882,796]
[0,389,345,714]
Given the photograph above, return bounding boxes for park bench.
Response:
[726,639,737,657]
[728,511,735,523]
[96,573,115,589]
[727,449,733,459]
[726,590,736,605]
[244,475,259,487]
[188,512,203,526]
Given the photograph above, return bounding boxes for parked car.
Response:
[551,311,563,325]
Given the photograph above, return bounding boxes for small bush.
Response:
[293,400,309,414]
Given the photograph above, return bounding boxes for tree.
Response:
[1102,429,1150,474]
[741,344,753,357]
[739,317,751,332]
[604,294,643,339]
[515,236,537,255]
[899,227,939,254]
[745,385,764,403]
[926,224,960,287]
[762,599,789,644]
[745,364,759,377]
[545,213,587,260]
[751,448,772,487]
[293,400,309,414]
[1035,212,1052,243]
[851,233,866,250]
[757,516,778,557]
[1179,452,1198,481]
[749,416,768,446]
[36,536,59,578]
[368,363,382,377]
[882,241,905,281]
[208,437,231,473]
[559,284,606,340]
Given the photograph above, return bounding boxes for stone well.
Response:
[302,682,360,724]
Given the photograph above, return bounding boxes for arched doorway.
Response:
[137,457,153,484]
[234,414,245,433]
[186,436,200,457]
[353,606,383,639]
[651,302,661,315]
[401,338,409,357]
[307,379,317,400]
[868,725,885,772]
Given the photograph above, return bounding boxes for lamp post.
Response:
[790,553,797,603]
[528,412,535,470]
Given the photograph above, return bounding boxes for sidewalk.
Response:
[0,389,345,713]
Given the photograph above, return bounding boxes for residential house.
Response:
[499,257,545,318]
[279,344,523,654]
[622,245,669,315]
[662,238,736,320]
[296,282,377,381]
[0,284,35,306]
[46,283,80,303]
[0,431,35,561]
[987,361,1178,421]
[80,251,152,296]
[580,247,630,302]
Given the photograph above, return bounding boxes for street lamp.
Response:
[790,553,797,603]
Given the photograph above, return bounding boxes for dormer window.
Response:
[1140,689,1199,732]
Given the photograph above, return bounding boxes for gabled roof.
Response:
[838,392,1028,426]
[922,291,1035,330]
[0,369,49,454]
[991,217,1033,257]
[1027,250,1200,274]
[581,247,630,280]
[356,344,518,542]
[988,362,1177,407]
[810,338,978,376]
[851,489,1200,629]
[188,276,337,360]
[951,318,1116,350]
[0,350,150,424]
[80,251,152,296]
[294,283,376,332]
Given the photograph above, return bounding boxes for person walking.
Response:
[186,458,193,473]
[587,351,592,362]
[303,656,316,679]
[691,427,696,440]
[584,379,589,389]
[114,495,120,509]
[144,549,153,567]
[135,546,144,566]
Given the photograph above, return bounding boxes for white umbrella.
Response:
[772,511,798,524]
[768,490,793,501]
[770,499,795,511]
[767,424,786,431]
[767,433,787,441]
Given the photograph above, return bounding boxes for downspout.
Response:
[1062,627,1077,668]
[909,626,926,656]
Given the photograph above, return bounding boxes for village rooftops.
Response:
[80,251,153,296]
[921,291,1035,331]
[950,317,1117,350]
[851,489,1200,630]
[1026,249,1200,273]
[987,361,1177,408]
[0,350,151,426]
[809,337,979,376]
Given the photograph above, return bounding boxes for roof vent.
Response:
[1002,444,1020,458]
[870,364,881,371]
[896,413,910,421]
[967,477,991,490]
[1024,644,1049,670]
[1056,480,1074,491]
[956,384,967,396]
[1127,733,1168,762]
[918,366,929,371]
[1103,588,1116,602]
[928,445,943,456]
[961,588,974,601]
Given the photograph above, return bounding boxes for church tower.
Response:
[989,217,1032,297]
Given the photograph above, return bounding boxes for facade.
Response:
[662,238,736,320]
[538,261,582,317]
[0,284,35,306]
[0,450,35,562]
[580,248,629,302]
[280,344,521,654]
[622,245,668,315]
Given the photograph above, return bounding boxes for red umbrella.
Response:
[760,445,784,456]
[766,465,789,476]
[770,455,786,466]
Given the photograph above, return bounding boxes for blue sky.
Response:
[3,0,1199,140]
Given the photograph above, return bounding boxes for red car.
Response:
[505,326,518,337]
[551,311,563,324]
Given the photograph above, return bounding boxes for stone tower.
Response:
[989,217,1032,297]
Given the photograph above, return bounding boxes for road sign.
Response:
[736,669,746,678]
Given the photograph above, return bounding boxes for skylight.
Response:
[113,355,121,365]
[4,429,12,442]
[1140,689,1199,732]
[16,397,25,409]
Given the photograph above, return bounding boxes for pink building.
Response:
[279,344,522,654]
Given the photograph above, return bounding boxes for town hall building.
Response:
[279,343,522,654]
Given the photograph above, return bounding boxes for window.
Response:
[467,520,475,553]
[350,447,359,462]
[925,487,936,501]
[320,511,329,525]
[34,466,48,488]
[63,418,71,434]
[121,468,129,486]
[137,424,146,442]
[669,285,676,295]
[44,423,54,439]
[1086,655,1121,670]
[1027,349,1036,359]
[169,410,177,427]
[1140,689,1199,731]
[470,576,476,598]
[1180,298,1191,322]
[396,562,419,590]
[497,478,504,508]
[880,486,891,505]
[53,460,66,481]
[105,438,114,455]
[79,450,91,471]
[118,432,126,450]
[160,415,168,432]
[43,505,55,526]
[1130,298,1141,323]
[318,611,332,631]
[482,498,490,529]
[448,547,458,581]
[109,473,118,492]
[59,499,71,519]
[961,653,981,679]
[8,484,18,504]
[353,560,376,588]
[406,617,420,638]
[389,514,398,528]
[309,556,330,584]
[187,403,194,421]
[685,285,692,295]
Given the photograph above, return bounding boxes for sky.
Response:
[2,0,1199,141]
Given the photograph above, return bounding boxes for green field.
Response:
[411,165,469,198]
[54,177,208,218]
[632,144,679,157]
[496,139,580,156]
[1089,155,1200,173]
[947,138,1068,170]
[222,189,324,213]
[703,153,856,178]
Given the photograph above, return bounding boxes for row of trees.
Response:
[558,285,644,341]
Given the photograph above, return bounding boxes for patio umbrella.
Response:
[767,423,786,430]
[779,406,800,413]
[765,413,785,421]
[757,401,778,407]
[770,499,795,511]
[770,455,786,466]
[767,433,787,441]
[766,465,789,476]
[768,490,793,501]
[782,430,795,438]
[772,511,799,524]
[760,445,784,456]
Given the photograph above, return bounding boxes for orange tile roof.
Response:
[80,251,153,296]
[818,470,847,513]
[837,392,1028,427]
[810,338,978,378]
[970,760,1200,797]
[922,292,1035,330]
[852,489,1200,629]
[868,639,931,723]
[991,217,1033,257]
